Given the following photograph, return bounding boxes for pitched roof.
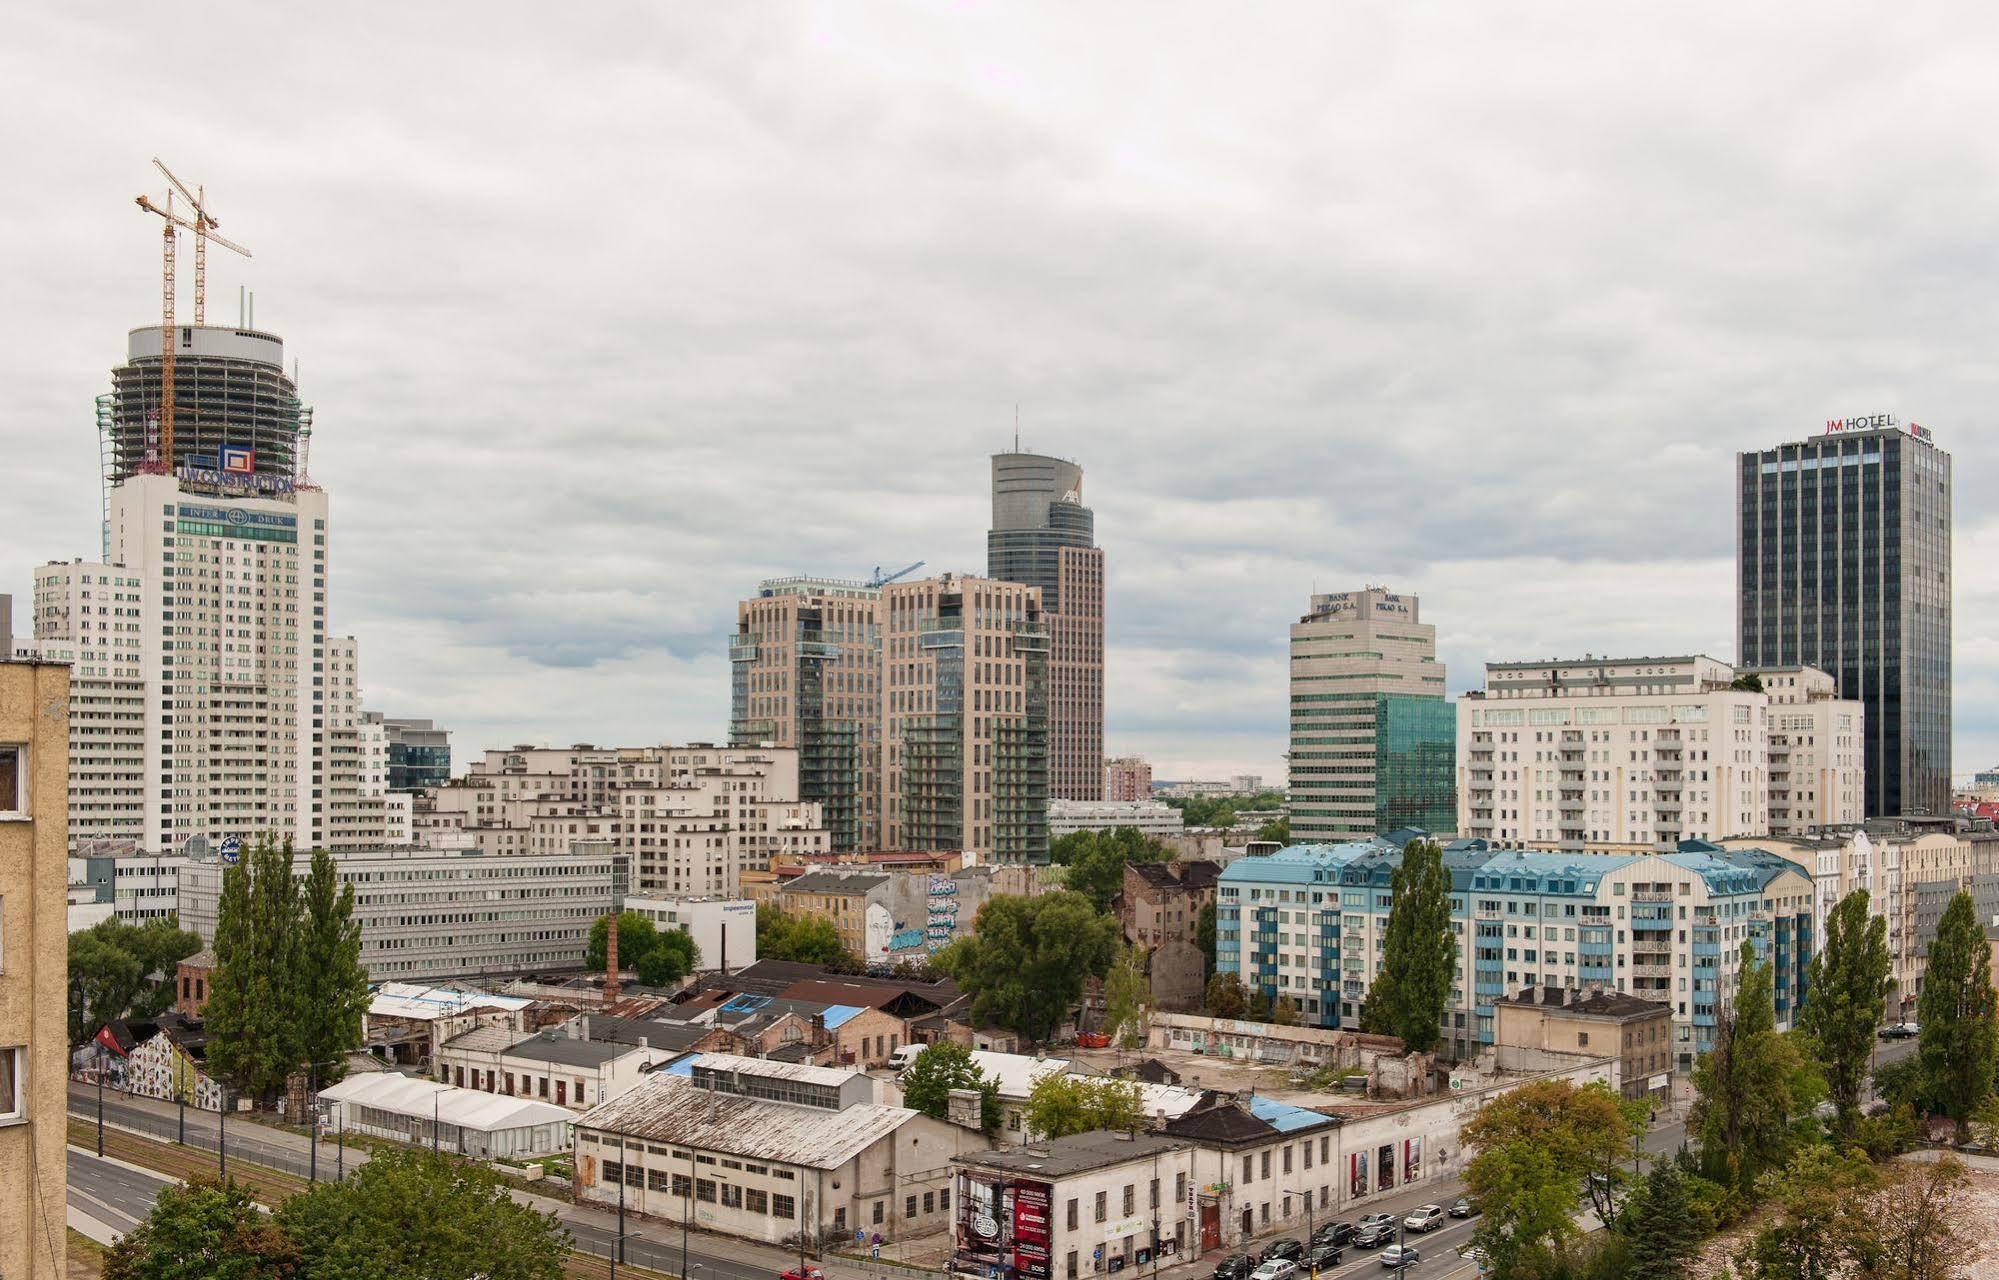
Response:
[1128,860,1221,892]
[576,1076,918,1168]
[319,1072,574,1134]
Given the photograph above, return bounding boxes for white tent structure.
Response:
[318,1072,573,1159]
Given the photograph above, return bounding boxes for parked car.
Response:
[1378,1244,1421,1269]
[1449,1196,1476,1218]
[1250,1261,1298,1280]
[1313,1221,1356,1247]
[1260,1239,1306,1265]
[1213,1254,1254,1280]
[1879,1023,1919,1040]
[1309,1243,1346,1271]
[1357,1213,1395,1233]
[1403,1205,1447,1233]
[1353,1222,1397,1249]
[779,1269,825,1280]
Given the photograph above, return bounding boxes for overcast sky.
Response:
[6,5,1997,784]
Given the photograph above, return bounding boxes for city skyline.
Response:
[7,9,1999,785]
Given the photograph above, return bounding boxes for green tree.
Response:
[1732,1145,1880,1280]
[66,917,203,1045]
[69,924,144,1046]
[1915,891,1999,1136]
[297,849,369,1086]
[1874,1156,1972,1280]
[1102,945,1151,1048]
[276,1149,568,1280]
[1616,1161,1701,1280]
[1690,941,1811,1192]
[1251,817,1289,845]
[755,902,861,972]
[1461,1079,1637,1278]
[900,1042,1000,1134]
[1358,839,1455,1052]
[1730,672,1766,692]
[1796,888,1890,1136]
[1269,995,1300,1027]
[586,911,700,988]
[204,835,305,1105]
[1203,972,1247,1020]
[103,1178,300,1280]
[1060,828,1173,913]
[933,892,1118,1044]
[1196,900,1216,978]
[1024,1073,1144,1139]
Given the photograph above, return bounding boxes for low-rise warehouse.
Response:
[317,1072,575,1159]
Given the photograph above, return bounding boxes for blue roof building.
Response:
[1216,837,1814,1067]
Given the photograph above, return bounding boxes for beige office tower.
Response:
[1288,587,1455,842]
[987,452,1103,800]
[0,657,70,1279]
[880,573,1050,862]
[730,577,883,851]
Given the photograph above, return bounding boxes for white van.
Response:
[888,1044,924,1072]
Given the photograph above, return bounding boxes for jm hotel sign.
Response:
[1825,413,1934,445]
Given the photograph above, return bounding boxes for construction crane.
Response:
[867,560,926,588]
[133,164,250,475]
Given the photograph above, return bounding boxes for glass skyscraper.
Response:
[1737,418,1952,817]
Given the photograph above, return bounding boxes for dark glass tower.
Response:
[1737,419,1952,817]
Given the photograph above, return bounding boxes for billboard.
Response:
[953,1172,1051,1280]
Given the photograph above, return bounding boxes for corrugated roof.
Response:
[576,1077,917,1168]
[442,1025,520,1055]
[691,1052,861,1088]
[957,1130,1189,1178]
[1246,1095,1335,1133]
[970,1051,1069,1099]
[318,1072,574,1133]
[369,983,532,1021]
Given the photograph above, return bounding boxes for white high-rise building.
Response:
[1459,654,1863,852]
[32,325,402,855]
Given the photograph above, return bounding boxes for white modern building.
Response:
[414,743,830,897]
[621,895,757,971]
[1459,655,1863,852]
[67,848,187,923]
[1048,800,1183,839]
[31,325,405,856]
[177,845,618,980]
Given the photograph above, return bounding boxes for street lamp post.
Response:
[95,1043,106,1157]
[308,1063,318,1184]
[617,1134,628,1267]
[681,1150,693,1280]
[218,1086,228,1180]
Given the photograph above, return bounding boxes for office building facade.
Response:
[987,452,1103,801]
[1104,755,1152,802]
[1288,588,1453,843]
[384,718,452,792]
[1738,417,1951,817]
[881,573,1050,862]
[178,845,617,981]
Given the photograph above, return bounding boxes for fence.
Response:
[70,1085,359,1184]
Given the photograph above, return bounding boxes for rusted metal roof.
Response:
[576,1077,917,1169]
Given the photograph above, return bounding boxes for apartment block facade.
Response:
[881,574,1050,863]
[1104,755,1152,802]
[1214,839,1814,1067]
[1288,588,1453,843]
[1459,655,1863,852]
[0,659,70,1280]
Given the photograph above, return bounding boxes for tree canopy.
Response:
[274,1150,570,1280]
[1460,1078,1643,1278]
[103,1179,299,1280]
[586,910,700,987]
[1023,1073,1144,1140]
[1690,941,1815,1193]
[899,1042,1000,1135]
[1796,888,1889,1135]
[934,891,1118,1043]
[1915,890,1999,1134]
[755,902,862,972]
[1358,839,1456,1052]
[1101,945,1151,1048]
[68,916,203,1045]
[1203,972,1248,1020]
[1160,790,1284,829]
[1055,827,1173,912]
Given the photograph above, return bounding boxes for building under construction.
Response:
[100,324,309,484]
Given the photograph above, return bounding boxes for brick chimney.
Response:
[603,912,621,1005]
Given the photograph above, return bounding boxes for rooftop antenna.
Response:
[1014,404,1020,452]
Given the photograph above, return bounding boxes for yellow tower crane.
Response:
[134,162,251,474]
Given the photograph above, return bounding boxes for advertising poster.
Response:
[1403,1138,1421,1183]
[1349,1152,1368,1199]
[1012,1181,1051,1280]
[954,1172,1008,1276]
